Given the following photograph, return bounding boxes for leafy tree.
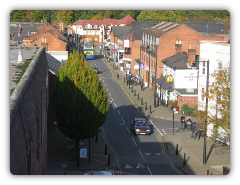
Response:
[53,51,110,161]
[10,10,27,22]
[136,10,176,22]
[56,10,74,25]
[25,10,34,21]
[33,10,48,22]
[197,65,230,144]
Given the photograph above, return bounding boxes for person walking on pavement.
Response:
[194,124,202,140]
[186,114,192,130]
[191,122,197,138]
[180,114,186,130]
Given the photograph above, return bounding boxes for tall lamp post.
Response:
[198,59,210,165]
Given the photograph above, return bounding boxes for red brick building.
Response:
[141,22,228,88]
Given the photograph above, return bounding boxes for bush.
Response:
[181,104,195,116]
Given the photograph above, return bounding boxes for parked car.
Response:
[93,66,99,74]
[131,118,151,135]
[104,45,110,50]
[84,170,114,175]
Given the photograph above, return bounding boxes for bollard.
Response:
[141,98,143,105]
[145,102,147,110]
[176,144,178,155]
[105,144,107,155]
[183,153,186,165]
[127,80,128,85]
[207,170,209,175]
[138,93,139,100]
[124,77,125,83]
[134,90,136,96]
[150,105,151,113]
[95,133,98,142]
[131,86,133,92]
[129,82,130,89]
[107,153,110,166]
[117,73,119,79]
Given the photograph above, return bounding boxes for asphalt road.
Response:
[87,52,182,175]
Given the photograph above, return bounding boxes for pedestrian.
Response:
[194,124,202,140]
[127,75,130,85]
[191,122,196,138]
[140,80,143,90]
[186,114,192,130]
[180,114,186,130]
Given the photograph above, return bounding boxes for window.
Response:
[125,47,131,55]
[218,62,222,70]
[202,62,206,74]
[201,88,205,101]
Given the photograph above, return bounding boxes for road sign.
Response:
[80,148,87,159]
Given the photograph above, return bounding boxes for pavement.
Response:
[46,52,230,175]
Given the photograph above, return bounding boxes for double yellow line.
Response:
[157,135,185,175]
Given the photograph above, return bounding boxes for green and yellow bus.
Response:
[83,43,94,59]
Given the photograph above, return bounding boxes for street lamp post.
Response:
[198,59,210,165]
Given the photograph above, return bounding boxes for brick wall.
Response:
[10,47,48,175]
[31,32,67,51]
[177,94,198,112]
[141,24,227,86]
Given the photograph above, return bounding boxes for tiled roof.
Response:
[131,21,161,40]
[73,15,135,29]
[112,26,130,37]
[119,32,131,40]
[176,22,226,34]
[162,52,188,69]
[156,76,174,91]
[119,15,135,24]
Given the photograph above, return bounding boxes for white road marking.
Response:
[138,150,145,161]
[121,117,125,124]
[136,164,145,168]
[125,126,130,133]
[124,164,133,169]
[118,110,121,115]
[147,165,153,175]
[132,137,137,146]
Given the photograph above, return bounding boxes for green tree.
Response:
[53,51,110,162]
[56,10,74,25]
[197,65,230,144]
[137,10,176,22]
[33,10,48,22]
[10,10,27,22]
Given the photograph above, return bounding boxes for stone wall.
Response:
[10,46,48,175]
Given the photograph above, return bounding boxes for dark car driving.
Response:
[93,66,99,74]
[131,118,150,135]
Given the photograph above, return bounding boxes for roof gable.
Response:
[119,15,136,24]
[131,21,161,40]
[162,52,188,69]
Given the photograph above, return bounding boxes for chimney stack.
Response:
[175,39,182,54]
[188,44,196,67]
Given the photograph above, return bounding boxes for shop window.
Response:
[125,47,131,55]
